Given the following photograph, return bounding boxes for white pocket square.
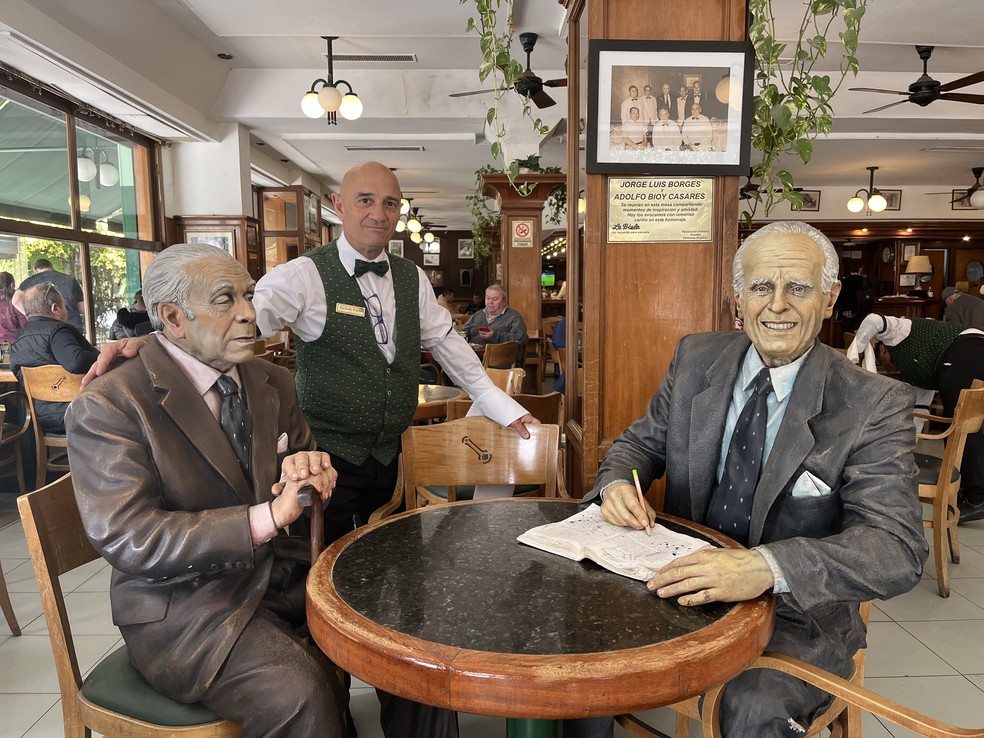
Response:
[276,433,289,454]
[790,470,831,498]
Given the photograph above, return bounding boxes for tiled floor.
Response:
[2,498,984,738]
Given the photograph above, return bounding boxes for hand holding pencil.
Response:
[632,469,652,537]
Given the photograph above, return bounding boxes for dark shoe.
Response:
[958,498,984,524]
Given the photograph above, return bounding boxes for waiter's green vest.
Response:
[295,243,420,465]
[886,317,966,390]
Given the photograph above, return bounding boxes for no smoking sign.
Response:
[511,219,534,248]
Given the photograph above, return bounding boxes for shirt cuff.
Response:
[597,479,631,503]
[754,544,789,593]
[249,502,279,548]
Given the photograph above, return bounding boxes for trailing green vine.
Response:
[743,0,867,225]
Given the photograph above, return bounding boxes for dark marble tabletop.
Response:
[331,499,732,656]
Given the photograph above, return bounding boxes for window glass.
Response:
[0,86,72,229]
[76,120,154,240]
[0,233,83,334]
[89,245,153,344]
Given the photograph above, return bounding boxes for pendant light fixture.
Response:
[846,166,887,214]
[301,36,363,124]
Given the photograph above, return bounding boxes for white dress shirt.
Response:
[253,235,526,427]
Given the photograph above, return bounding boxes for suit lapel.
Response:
[142,337,254,505]
[689,336,750,521]
[748,343,828,545]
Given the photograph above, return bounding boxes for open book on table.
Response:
[517,504,711,581]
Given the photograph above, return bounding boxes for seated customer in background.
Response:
[109,289,152,339]
[10,283,98,433]
[462,284,527,349]
[0,271,26,345]
[567,221,926,738]
[66,243,348,738]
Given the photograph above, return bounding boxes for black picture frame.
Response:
[880,189,902,211]
[586,39,754,175]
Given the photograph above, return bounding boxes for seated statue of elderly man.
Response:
[566,221,927,738]
[66,243,351,738]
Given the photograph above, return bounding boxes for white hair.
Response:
[733,221,839,295]
[142,243,237,330]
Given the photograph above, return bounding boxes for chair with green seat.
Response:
[912,379,984,598]
[17,473,242,738]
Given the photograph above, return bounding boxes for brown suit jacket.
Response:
[66,335,316,702]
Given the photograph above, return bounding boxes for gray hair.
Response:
[486,284,507,300]
[142,243,237,331]
[733,221,839,295]
[23,282,63,317]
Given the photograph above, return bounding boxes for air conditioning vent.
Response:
[330,53,417,63]
[344,145,425,152]
[922,146,984,153]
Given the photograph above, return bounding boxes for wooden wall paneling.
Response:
[575,0,748,494]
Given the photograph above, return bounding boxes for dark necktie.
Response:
[705,367,774,545]
[215,374,253,481]
[354,259,389,278]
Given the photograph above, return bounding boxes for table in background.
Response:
[414,384,465,422]
[307,499,774,738]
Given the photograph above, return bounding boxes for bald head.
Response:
[332,162,403,258]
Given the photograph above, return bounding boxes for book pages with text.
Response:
[518,504,711,581]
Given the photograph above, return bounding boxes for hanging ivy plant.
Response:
[743,0,868,225]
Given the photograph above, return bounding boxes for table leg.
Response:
[506,718,560,738]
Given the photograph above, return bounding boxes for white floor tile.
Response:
[20,700,74,738]
[0,589,42,636]
[899,620,984,675]
[0,633,118,693]
[0,523,29,559]
[864,675,984,738]
[875,577,984,621]
[0,694,59,738]
[949,576,984,608]
[866,621,958,677]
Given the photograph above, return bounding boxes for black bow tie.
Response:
[354,259,389,277]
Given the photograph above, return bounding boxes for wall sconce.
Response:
[846,166,887,214]
[300,36,363,124]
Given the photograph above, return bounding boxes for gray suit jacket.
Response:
[589,332,927,672]
[66,336,316,702]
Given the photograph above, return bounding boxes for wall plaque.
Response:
[511,220,535,248]
[607,177,713,243]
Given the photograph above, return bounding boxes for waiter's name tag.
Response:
[336,303,366,317]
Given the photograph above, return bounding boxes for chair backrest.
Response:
[486,367,525,395]
[541,316,562,345]
[446,392,563,426]
[20,364,85,405]
[938,380,984,485]
[17,474,97,704]
[401,416,559,497]
[482,341,520,369]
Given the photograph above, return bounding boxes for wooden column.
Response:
[481,173,566,338]
[565,0,748,499]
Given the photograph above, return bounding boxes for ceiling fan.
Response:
[850,46,984,115]
[449,32,567,109]
[927,166,984,207]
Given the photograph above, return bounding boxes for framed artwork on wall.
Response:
[423,253,440,266]
[794,190,821,212]
[881,189,902,211]
[952,190,974,210]
[586,39,754,174]
[425,269,444,287]
[184,230,236,256]
[458,238,475,259]
[388,240,404,257]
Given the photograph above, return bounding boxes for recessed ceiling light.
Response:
[861,228,868,233]
[905,227,912,233]
[963,235,971,242]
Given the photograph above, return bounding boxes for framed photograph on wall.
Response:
[902,242,918,262]
[457,238,475,259]
[952,190,974,210]
[586,39,754,174]
[423,253,440,266]
[185,230,236,256]
[794,190,821,212]
[881,189,902,211]
[425,269,444,287]
[388,240,404,257]
[899,274,917,287]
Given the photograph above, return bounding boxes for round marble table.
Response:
[307,499,774,733]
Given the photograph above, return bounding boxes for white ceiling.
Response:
[2,0,984,230]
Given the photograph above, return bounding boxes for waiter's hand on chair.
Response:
[509,413,539,439]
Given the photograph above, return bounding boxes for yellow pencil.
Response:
[632,469,651,537]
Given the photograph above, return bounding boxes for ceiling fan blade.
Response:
[849,87,908,95]
[939,70,984,92]
[543,78,568,88]
[530,89,556,108]
[862,99,911,114]
[939,92,984,105]
[926,191,957,195]
[449,89,496,98]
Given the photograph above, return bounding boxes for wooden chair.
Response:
[482,340,520,369]
[420,362,444,385]
[912,379,984,597]
[0,388,31,494]
[0,406,21,637]
[617,602,873,738]
[20,365,85,488]
[17,474,242,738]
[401,415,559,509]
[541,316,562,378]
[486,367,525,395]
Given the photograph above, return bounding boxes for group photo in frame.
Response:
[587,39,754,174]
